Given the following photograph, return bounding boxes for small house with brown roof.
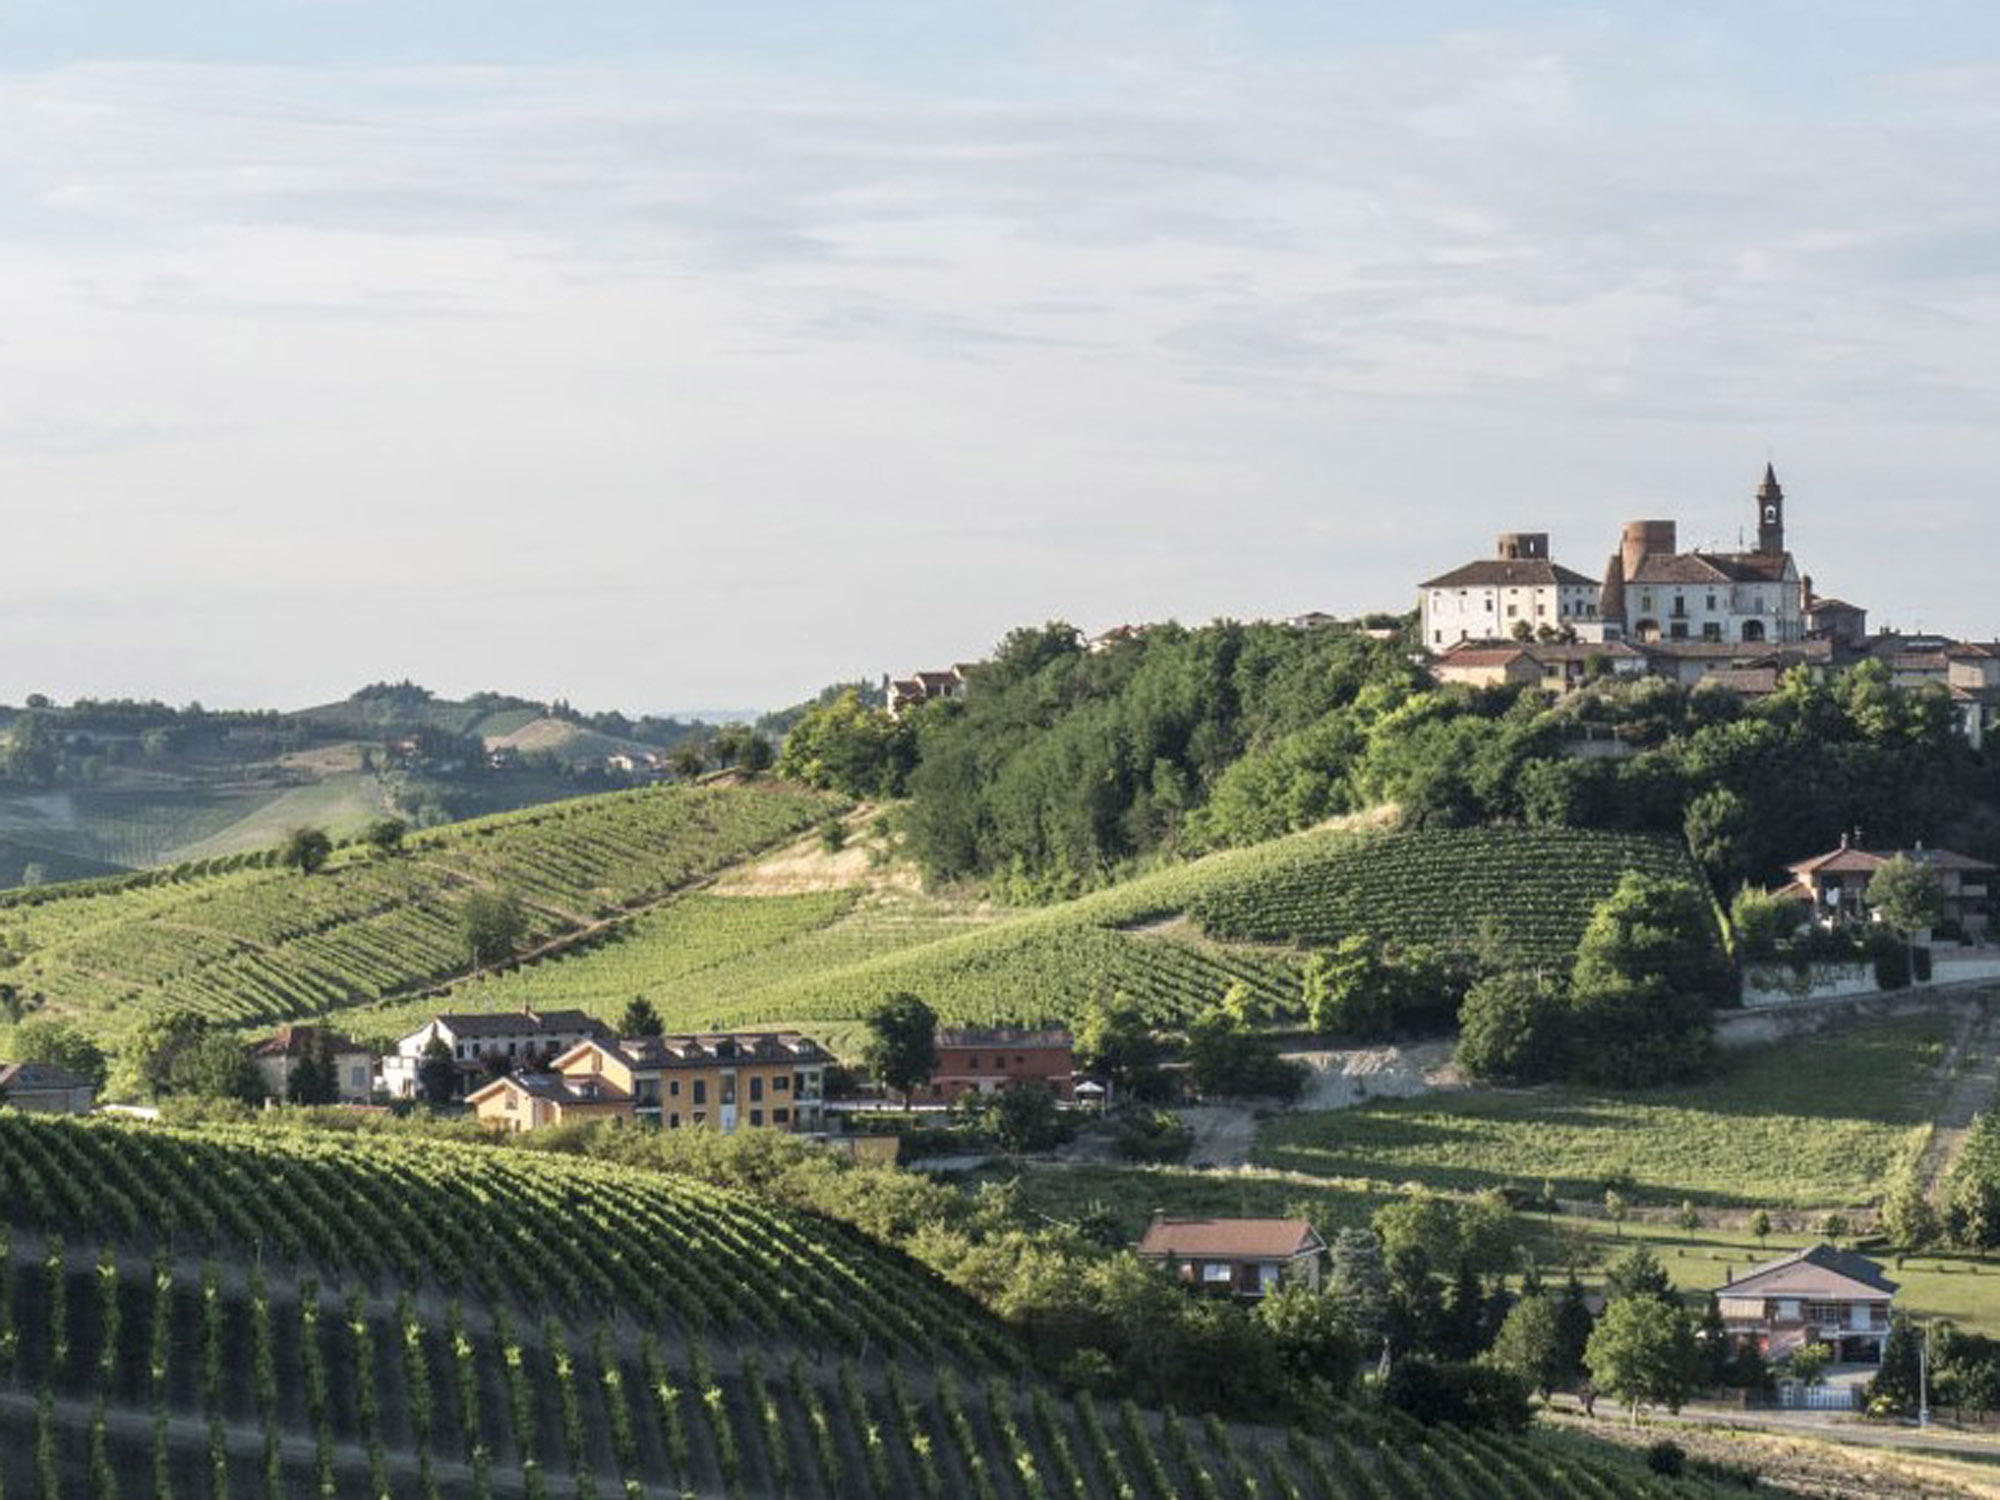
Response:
[247,1025,375,1104]
[1716,1245,1897,1363]
[1782,838,1994,941]
[1136,1215,1324,1298]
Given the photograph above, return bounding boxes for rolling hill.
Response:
[0,1113,1754,1498]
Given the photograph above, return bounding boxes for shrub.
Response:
[1111,1108,1193,1163]
[1645,1440,1685,1477]
[1455,973,1565,1083]
[1379,1357,1531,1432]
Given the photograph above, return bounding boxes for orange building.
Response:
[926,1027,1074,1101]
[466,1070,632,1133]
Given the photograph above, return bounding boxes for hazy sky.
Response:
[4,2,1998,713]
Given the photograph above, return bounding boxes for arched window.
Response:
[1741,619,1767,643]
[1634,619,1660,643]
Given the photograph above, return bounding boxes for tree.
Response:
[986,1084,1068,1154]
[417,1036,459,1105]
[1455,972,1565,1083]
[461,891,528,967]
[775,689,917,799]
[1326,1229,1392,1351]
[1750,1209,1771,1249]
[1488,1296,1564,1397]
[671,745,707,779]
[1586,1297,1700,1423]
[362,818,408,856]
[1073,992,1165,1101]
[862,992,938,1101]
[1869,855,1944,971]
[1786,1342,1831,1387]
[617,996,665,1039]
[287,1037,340,1106]
[10,1019,108,1092]
[1554,1271,1594,1384]
[281,825,334,875]
[1882,1173,1939,1250]
[1603,1246,1675,1307]
[1683,787,1749,887]
[1819,1212,1851,1248]
[123,1010,260,1101]
[1678,1200,1701,1238]
[1256,1286,1361,1392]
[1572,874,1719,999]
[1603,1189,1628,1238]
[1183,1006,1305,1100]
[1730,886,1800,963]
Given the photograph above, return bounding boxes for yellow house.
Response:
[465,1070,632,1133]
[549,1033,831,1134]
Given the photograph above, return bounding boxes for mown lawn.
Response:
[1252,1010,1957,1210]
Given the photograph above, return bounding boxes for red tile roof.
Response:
[1136,1217,1322,1261]
[1720,1244,1897,1299]
[1421,560,1598,589]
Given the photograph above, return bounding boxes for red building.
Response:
[925,1027,1074,1101]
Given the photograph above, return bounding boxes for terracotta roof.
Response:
[1703,668,1782,695]
[1420,560,1598,590]
[467,1071,630,1107]
[1526,641,1645,663]
[937,1027,1073,1050]
[1720,1244,1897,1300]
[1789,844,1995,878]
[1434,648,1533,669]
[249,1024,370,1059]
[1950,642,2000,660]
[1629,551,1794,586]
[1136,1217,1322,1261]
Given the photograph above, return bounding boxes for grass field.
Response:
[1253,1010,1957,1210]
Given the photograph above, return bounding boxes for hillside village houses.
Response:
[247,1024,375,1105]
[1779,838,1995,942]
[0,1060,96,1113]
[925,1027,1077,1102]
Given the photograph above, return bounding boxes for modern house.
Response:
[1135,1215,1325,1298]
[887,668,970,718]
[1780,838,1994,941]
[247,1025,375,1104]
[468,1031,833,1135]
[381,1009,614,1100]
[926,1027,1075,1102]
[1715,1245,1897,1363]
[0,1061,96,1114]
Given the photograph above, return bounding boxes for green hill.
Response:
[339,824,1713,1049]
[0,781,838,1040]
[0,1114,1753,1499]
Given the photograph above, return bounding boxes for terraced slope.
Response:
[0,1116,1765,1500]
[0,781,839,1037]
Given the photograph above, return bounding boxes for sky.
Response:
[2,2,1998,714]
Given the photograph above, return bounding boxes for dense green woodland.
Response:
[780,619,1998,899]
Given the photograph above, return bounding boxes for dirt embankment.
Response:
[1179,1040,1461,1168]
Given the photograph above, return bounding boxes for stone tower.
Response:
[1755,462,1785,556]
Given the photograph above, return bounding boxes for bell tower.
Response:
[1755,462,1785,556]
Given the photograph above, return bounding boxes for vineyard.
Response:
[1187,827,1713,962]
[0,1118,1763,1499]
[0,781,839,1037]
[325,823,1715,1046]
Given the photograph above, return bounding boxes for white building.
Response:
[380,1008,613,1100]
[1419,532,1602,650]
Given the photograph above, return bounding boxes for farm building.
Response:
[1136,1215,1325,1299]
[1715,1245,1897,1364]
[925,1027,1075,1101]
[0,1060,96,1114]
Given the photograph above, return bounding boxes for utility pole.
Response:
[1920,1321,1931,1429]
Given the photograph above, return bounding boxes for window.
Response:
[969,1056,980,1069]
[668,1113,680,1129]
[1015,1055,1026,1065]
[1702,623,1722,642]
[1670,623,1689,641]
[693,1112,706,1125]
[504,1093,516,1112]
[749,1109,763,1127]
[669,1079,681,1097]
[774,1108,789,1125]
[693,1080,707,1105]
[1506,605,1518,619]
[1201,1263,1233,1284]
[750,1076,764,1102]
[721,1077,736,1105]
[773,1075,789,1093]
[1706,594,1717,610]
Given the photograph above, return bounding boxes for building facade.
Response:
[1135,1216,1325,1298]
[926,1027,1075,1101]
[1419,532,1602,650]
[1715,1245,1897,1364]
[247,1025,375,1104]
[381,1009,614,1100]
